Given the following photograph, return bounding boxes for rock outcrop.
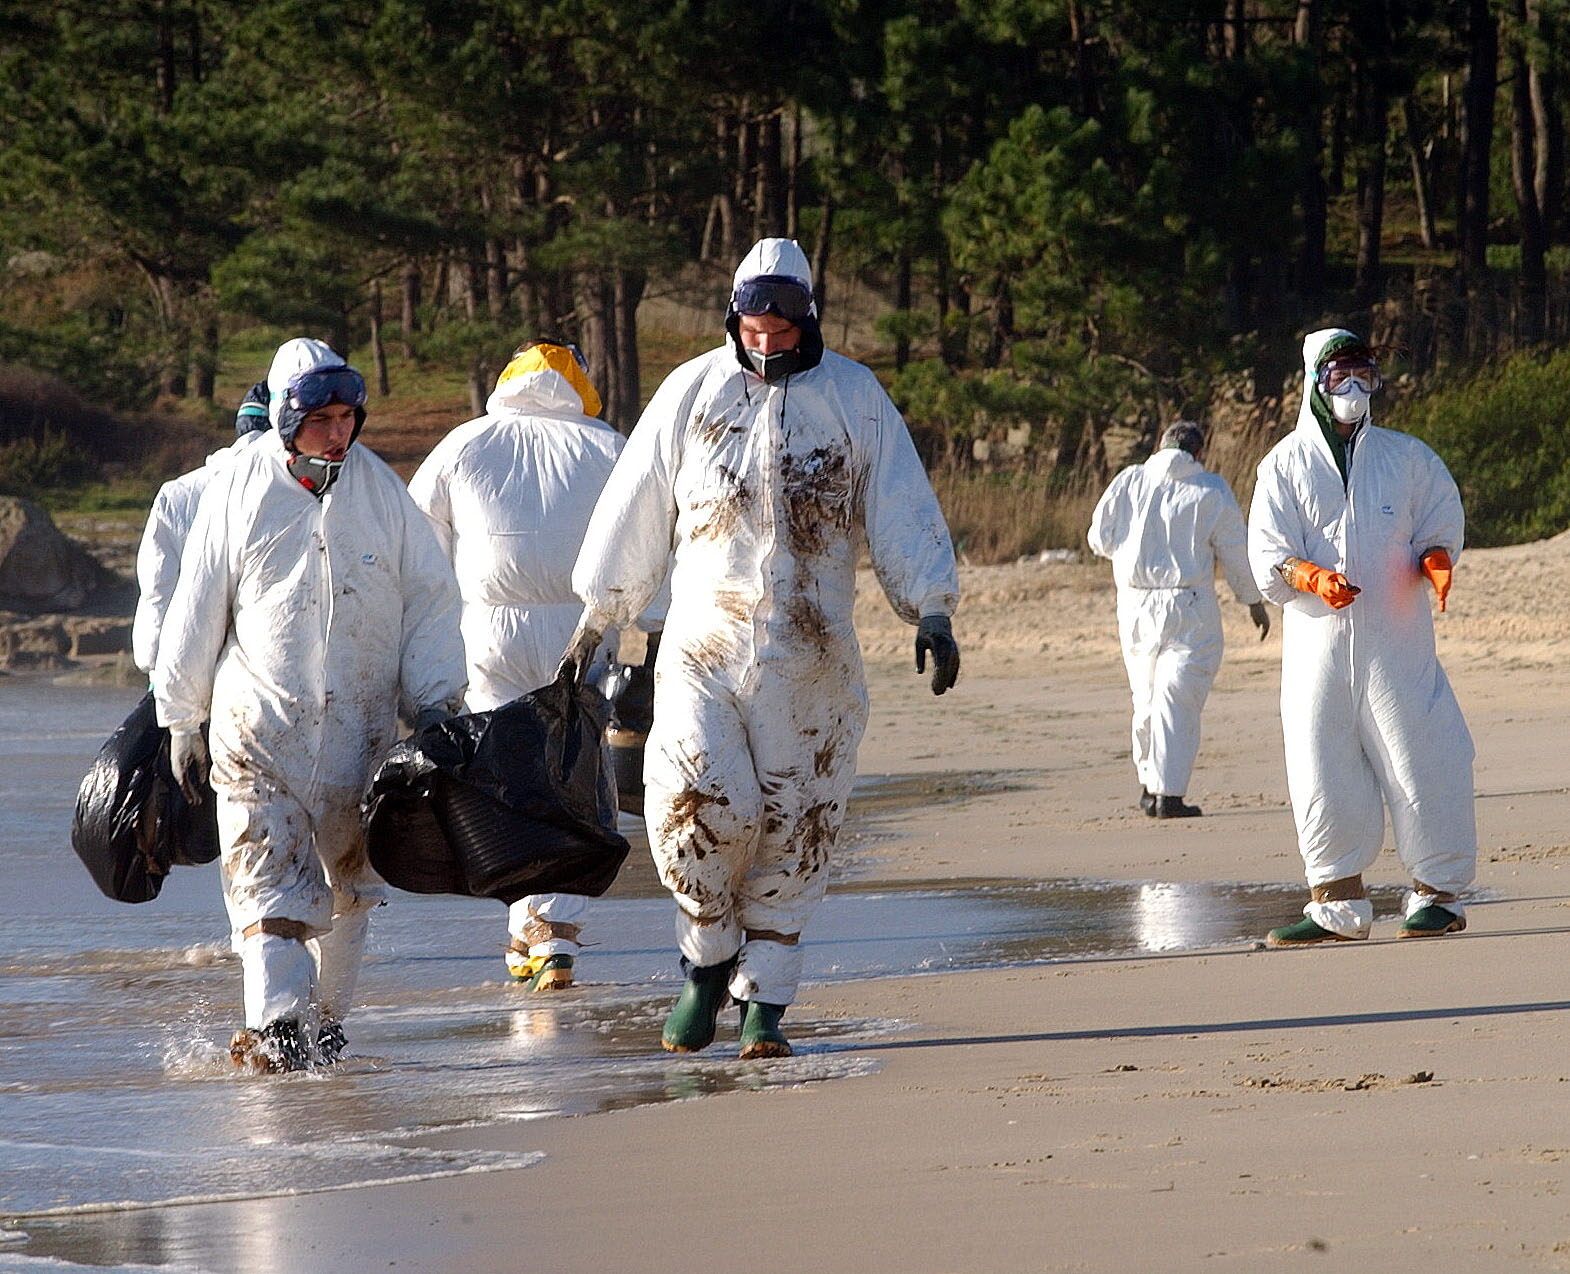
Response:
[0,496,116,612]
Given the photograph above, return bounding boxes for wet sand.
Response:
[11,534,1570,1271]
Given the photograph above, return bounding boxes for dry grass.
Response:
[931,467,1100,563]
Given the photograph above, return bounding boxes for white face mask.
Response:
[1329,380,1371,424]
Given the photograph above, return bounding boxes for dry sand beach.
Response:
[14,533,1570,1272]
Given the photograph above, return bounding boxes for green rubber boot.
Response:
[1266,916,1363,948]
[738,1001,792,1059]
[1397,904,1466,939]
[661,957,737,1053]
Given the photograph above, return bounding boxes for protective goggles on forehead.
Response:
[286,366,368,413]
[732,274,814,322]
[1315,355,1382,394]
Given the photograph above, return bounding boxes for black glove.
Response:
[915,614,960,696]
[1248,601,1271,641]
[557,622,605,693]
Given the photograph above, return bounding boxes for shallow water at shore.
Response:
[2,677,1360,1255]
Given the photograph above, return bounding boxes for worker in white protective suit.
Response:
[155,338,467,1072]
[563,238,961,1059]
[133,381,271,672]
[1248,328,1474,947]
[1088,421,1269,818]
[409,339,636,992]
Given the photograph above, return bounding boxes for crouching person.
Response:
[154,338,466,1072]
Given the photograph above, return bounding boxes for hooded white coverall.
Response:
[1248,328,1475,938]
[1088,446,1261,799]
[571,238,960,1007]
[155,344,466,1031]
[133,431,266,672]
[408,364,626,964]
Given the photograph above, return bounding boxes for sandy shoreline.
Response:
[13,537,1570,1272]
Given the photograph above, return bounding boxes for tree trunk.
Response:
[734,109,754,258]
[1225,0,1247,60]
[1067,0,1099,118]
[188,312,217,402]
[611,267,646,431]
[1354,78,1389,308]
[893,247,912,371]
[1511,0,1548,341]
[811,195,834,318]
[1404,98,1439,250]
[1295,0,1328,288]
[486,238,508,320]
[1459,0,1499,276]
[370,278,391,396]
[467,356,487,416]
[1328,87,1348,196]
[462,256,482,321]
[985,274,1013,369]
[786,102,802,239]
[1529,0,1563,239]
[574,270,613,416]
[754,107,784,240]
[400,259,421,358]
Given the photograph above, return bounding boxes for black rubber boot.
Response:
[1153,795,1202,818]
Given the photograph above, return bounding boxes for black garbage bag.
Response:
[71,691,221,903]
[365,676,630,904]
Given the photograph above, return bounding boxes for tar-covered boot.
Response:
[738,1000,792,1059]
[661,956,738,1053]
[1152,794,1202,818]
[229,1017,311,1073]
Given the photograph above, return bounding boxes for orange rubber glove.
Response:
[1288,559,1360,609]
[1421,547,1453,612]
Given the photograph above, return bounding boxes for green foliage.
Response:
[0,430,95,495]
[1387,349,1570,545]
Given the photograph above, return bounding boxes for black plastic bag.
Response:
[71,691,221,903]
[365,676,630,904]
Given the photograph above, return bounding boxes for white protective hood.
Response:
[266,337,345,430]
[733,238,818,318]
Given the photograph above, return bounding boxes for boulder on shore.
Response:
[0,496,116,612]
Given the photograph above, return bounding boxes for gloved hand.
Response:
[915,614,961,696]
[556,621,605,693]
[1287,559,1360,609]
[1248,602,1271,641]
[169,728,210,805]
[1420,547,1453,612]
[414,705,450,733]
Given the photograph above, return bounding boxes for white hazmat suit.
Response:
[133,431,266,672]
[409,351,625,973]
[155,339,467,1032]
[1089,444,1261,800]
[571,239,960,1007]
[1248,328,1475,938]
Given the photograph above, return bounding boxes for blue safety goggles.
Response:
[285,366,368,413]
[732,275,814,322]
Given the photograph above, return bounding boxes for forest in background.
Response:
[3,0,1570,555]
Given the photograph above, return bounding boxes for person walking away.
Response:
[561,238,961,1059]
[1088,421,1269,818]
[155,338,466,1071]
[1248,328,1474,946]
[409,339,652,991]
[132,382,271,673]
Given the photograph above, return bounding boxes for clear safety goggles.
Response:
[732,275,814,322]
[286,366,368,412]
[1316,355,1382,394]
